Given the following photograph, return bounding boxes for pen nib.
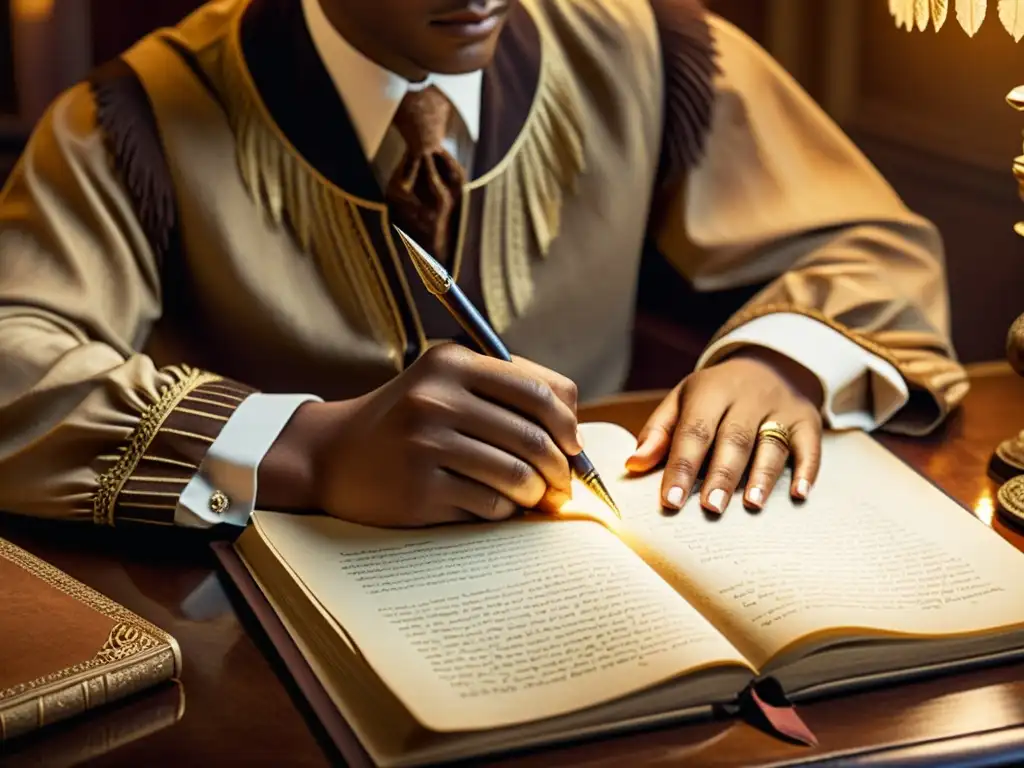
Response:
[587,476,622,520]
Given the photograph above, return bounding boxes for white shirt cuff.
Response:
[175,393,323,528]
[695,313,909,431]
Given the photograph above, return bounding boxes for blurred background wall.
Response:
[0,0,1021,364]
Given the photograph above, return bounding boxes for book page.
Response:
[250,510,750,732]
[569,424,1024,670]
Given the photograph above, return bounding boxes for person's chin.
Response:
[423,20,506,73]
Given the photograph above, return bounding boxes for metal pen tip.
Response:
[587,476,622,520]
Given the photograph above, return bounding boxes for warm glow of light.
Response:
[974,489,996,527]
[555,477,624,534]
[11,0,54,22]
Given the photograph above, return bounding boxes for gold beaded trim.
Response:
[92,366,222,526]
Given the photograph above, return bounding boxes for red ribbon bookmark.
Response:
[732,678,819,747]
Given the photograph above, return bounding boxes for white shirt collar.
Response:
[302,0,482,159]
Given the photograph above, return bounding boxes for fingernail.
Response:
[794,479,811,499]
[707,488,726,514]
[747,486,764,507]
[575,426,585,451]
[665,486,684,509]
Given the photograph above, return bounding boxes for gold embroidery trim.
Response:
[474,0,587,331]
[159,427,217,443]
[192,388,246,402]
[175,406,231,421]
[184,394,241,409]
[139,455,199,470]
[209,0,586,338]
[205,7,405,364]
[120,489,183,498]
[92,366,222,526]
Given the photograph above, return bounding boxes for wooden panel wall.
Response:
[852,3,1024,364]
[89,0,204,64]
[0,0,14,114]
[756,0,1024,362]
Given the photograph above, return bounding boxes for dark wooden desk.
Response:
[2,365,1024,767]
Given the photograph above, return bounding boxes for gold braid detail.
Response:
[92,367,222,526]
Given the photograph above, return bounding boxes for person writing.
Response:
[0,0,965,531]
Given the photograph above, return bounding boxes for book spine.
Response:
[0,646,179,742]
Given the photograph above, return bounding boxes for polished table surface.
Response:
[3,364,1024,767]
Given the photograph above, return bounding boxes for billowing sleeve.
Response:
[649,13,968,435]
[0,79,261,527]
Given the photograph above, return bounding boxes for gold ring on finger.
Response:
[757,420,791,451]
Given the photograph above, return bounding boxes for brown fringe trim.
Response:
[89,58,177,264]
[649,0,719,182]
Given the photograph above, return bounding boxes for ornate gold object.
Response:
[95,622,162,664]
[997,474,1024,528]
[1008,86,1024,239]
[990,88,1024,486]
[757,420,792,451]
[208,490,231,515]
[888,3,1024,491]
[1008,312,1024,376]
[993,430,1024,478]
[400,233,452,296]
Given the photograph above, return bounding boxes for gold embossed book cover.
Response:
[0,538,182,741]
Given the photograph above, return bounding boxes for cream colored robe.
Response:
[0,0,966,527]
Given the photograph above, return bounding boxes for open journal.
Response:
[232,424,1024,767]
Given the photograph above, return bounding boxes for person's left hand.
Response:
[626,348,825,514]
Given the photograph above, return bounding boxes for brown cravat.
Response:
[386,86,466,263]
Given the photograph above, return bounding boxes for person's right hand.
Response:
[261,344,582,527]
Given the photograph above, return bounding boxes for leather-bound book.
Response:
[0,538,182,741]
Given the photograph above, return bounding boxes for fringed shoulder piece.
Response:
[197,7,405,360]
[89,58,177,264]
[648,0,719,183]
[476,0,588,332]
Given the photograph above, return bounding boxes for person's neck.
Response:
[317,2,428,81]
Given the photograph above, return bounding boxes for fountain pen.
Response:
[399,232,621,520]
